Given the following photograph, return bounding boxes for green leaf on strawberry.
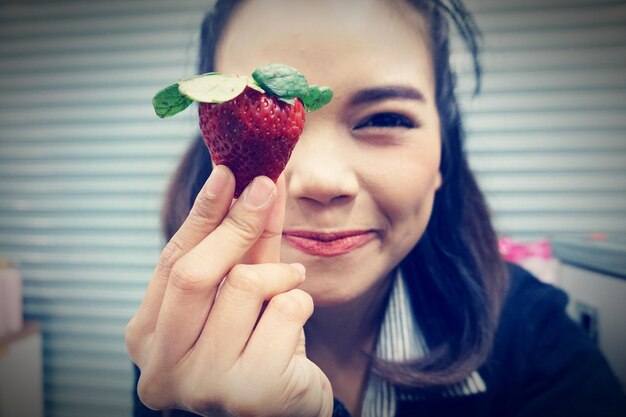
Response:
[152,83,193,118]
[302,85,333,112]
[251,63,309,99]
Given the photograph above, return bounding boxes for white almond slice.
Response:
[178,73,248,103]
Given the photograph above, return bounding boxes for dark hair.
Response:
[161,0,508,389]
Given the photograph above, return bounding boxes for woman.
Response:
[126,0,626,416]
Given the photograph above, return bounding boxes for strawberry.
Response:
[198,87,305,197]
[152,63,333,197]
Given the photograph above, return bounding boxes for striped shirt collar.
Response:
[361,269,487,417]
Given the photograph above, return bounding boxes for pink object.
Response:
[498,236,552,262]
[498,237,560,284]
[0,262,24,337]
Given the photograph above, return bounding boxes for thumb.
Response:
[241,174,286,264]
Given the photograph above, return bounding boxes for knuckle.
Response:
[188,199,220,229]
[226,265,263,295]
[137,373,170,410]
[182,388,223,416]
[282,263,304,280]
[191,188,222,215]
[258,227,281,241]
[124,317,141,360]
[158,238,186,274]
[222,213,264,244]
[169,258,208,294]
[270,289,313,320]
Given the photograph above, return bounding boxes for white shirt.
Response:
[361,270,487,417]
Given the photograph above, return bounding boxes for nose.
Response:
[286,126,359,206]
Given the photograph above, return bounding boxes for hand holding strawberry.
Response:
[126,168,334,417]
[153,63,333,196]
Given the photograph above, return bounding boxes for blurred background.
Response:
[0,0,624,416]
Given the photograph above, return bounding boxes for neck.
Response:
[306,271,394,359]
[304,271,395,417]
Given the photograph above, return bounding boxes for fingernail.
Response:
[243,177,274,208]
[290,263,306,279]
[204,166,229,198]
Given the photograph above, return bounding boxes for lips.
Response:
[282,230,376,257]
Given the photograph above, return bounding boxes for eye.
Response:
[354,112,416,129]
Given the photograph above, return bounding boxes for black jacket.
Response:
[134,264,626,416]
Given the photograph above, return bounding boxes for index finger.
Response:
[241,174,286,264]
[130,165,235,331]
[153,176,278,360]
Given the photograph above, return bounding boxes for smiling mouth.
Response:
[282,230,376,257]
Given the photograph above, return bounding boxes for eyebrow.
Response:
[348,86,426,106]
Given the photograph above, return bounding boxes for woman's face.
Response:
[216,0,442,306]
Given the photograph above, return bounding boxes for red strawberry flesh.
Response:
[199,86,305,197]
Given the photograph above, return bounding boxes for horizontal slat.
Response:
[0,10,203,38]
[488,193,626,213]
[45,336,127,356]
[0,120,197,141]
[0,85,165,107]
[0,66,194,89]
[0,107,162,126]
[47,408,130,417]
[0,196,162,212]
[465,0,623,11]
[1,249,158,267]
[465,110,626,132]
[25,302,139,320]
[0,178,169,194]
[466,132,626,153]
[18,267,155,285]
[0,29,196,55]
[453,46,626,73]
[458,68,626,94]
[0,159,177,176]
[0,231,162,249]
[476,173,626,192]
[44,386,131,407]
[473,5,626,32]
[47,373,132,393]
[470,152,626,173]
[37,319,127,337]
[0,145,184,162]
[0,214,159,229]
[3,249,160,267]
[45,351,131,369]
[461,89,626,113]
[0,48,194,74]
[494,214,626,234]
[481,26,626,50]
[2,246,159,262]
[0,0,210,19]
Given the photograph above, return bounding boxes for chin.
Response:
[308,291,359,308]
[297,272,378,307]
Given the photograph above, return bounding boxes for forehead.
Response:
[215,0,434,96]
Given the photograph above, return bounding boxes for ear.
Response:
[434,170,443,191]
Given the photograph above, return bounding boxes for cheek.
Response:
[381,172,439,259]
[367,143,441,240]
[387,168,439,223]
